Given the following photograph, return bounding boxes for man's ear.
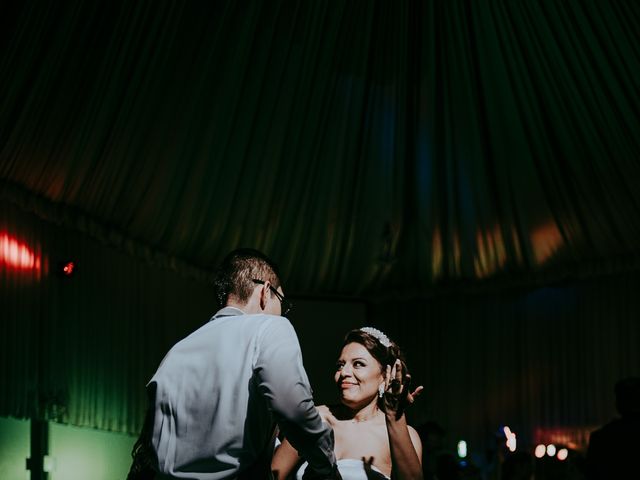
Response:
[258,281,270,311]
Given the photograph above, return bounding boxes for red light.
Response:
[0,232,41,271]
[62,261,75,276]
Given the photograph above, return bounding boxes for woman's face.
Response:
[335,342,384,408]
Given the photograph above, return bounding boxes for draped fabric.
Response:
[2,199,639,446]
[393,0,640,294]
[0,201,214,434]
[1,0,640,442]
[1,1,638,296]
[371,276,640,450]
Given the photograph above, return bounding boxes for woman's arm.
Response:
[385,416,423,480]
[383,360,424,480]
[271,436,302,480]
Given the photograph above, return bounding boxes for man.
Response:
[129,248,339,479]
[586,376,640,480]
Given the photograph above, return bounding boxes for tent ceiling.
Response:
[1,2,639,297]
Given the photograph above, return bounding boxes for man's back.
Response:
[130,248,339,480]
[586,377,640,480]
[150,308,307,479]
[586,415,640,480]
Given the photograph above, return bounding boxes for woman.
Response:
[272,327,424,480]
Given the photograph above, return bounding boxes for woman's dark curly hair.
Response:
[341,328,409,378]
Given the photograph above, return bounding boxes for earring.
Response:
[378,384,385,398]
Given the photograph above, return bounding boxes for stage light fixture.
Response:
[457,440,467,458]
[503,426,517,452]
[57,260,77,278]
[557,448,568,461]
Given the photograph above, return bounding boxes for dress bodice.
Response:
[295,458,390,480]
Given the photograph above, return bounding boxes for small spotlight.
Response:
[62,262,75,275]
[57,260,77,278]
[457,440,467,458]
[503,426,517,452]
[534,444,546,458]
[546,444,557,457]
[557,448,568,461]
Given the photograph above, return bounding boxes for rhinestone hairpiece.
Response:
[360,327,392,348]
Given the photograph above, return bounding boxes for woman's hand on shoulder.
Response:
[316,404,339,425]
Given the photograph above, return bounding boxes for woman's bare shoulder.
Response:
[407,425,423,453]
[316,404,342,424]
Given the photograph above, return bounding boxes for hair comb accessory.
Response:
[360,327,392,348]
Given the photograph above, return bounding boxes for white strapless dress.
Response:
[295,459,390,480]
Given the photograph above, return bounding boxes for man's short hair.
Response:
[213,248,282,309]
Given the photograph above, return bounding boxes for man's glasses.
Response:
[252,279,293,316]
